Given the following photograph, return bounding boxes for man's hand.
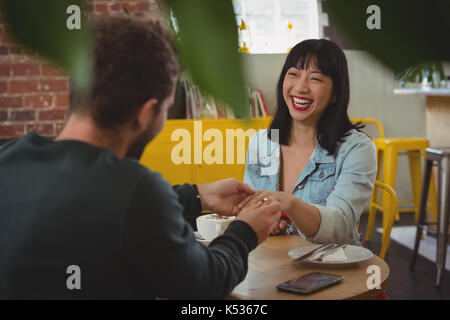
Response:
[196,178,255,216]
[236,200,282,245]
[238,191,291,236]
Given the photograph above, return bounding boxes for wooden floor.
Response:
[359,211,450,299]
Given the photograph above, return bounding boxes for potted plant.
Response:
[394,60,445,88]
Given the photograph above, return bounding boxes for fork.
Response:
[293,243,336,263]
[310,244,347,262]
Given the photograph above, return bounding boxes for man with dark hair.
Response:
[0,17,281,299]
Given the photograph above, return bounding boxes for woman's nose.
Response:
[293,76,309,93]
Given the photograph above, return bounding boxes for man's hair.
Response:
[70,16,180,130]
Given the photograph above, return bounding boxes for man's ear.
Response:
[136,98,158,131]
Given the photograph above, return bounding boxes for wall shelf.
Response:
[394,88,450,96]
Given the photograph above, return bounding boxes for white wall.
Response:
[241,51,427,202]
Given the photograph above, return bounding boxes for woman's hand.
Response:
[271,219,289,236]
[237,190,295,213]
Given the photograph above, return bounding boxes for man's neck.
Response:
[55,114,130,158]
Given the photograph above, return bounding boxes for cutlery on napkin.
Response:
[308,245,348,262]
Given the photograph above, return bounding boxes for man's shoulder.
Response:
[120,158,170,189]
[121,159,176,201]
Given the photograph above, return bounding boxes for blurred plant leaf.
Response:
[1,0,92,94]
[324,0,450,73]
[166,0,249,118]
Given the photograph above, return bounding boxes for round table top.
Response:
[229,235,390,300]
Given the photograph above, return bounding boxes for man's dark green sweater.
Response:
[0,132,257,299]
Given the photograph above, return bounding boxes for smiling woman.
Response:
[243,39,377,245]
[283,63,333,118]
[271,39,359,154]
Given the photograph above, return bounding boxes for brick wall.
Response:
[0,0,163,141]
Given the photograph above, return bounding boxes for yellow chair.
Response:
[364,181,399,260]
[351,118,385,138]
[351,118,438,244]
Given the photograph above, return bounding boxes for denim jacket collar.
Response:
[311,144,335,164]
[259,141,335,174]
[258,137,336,190]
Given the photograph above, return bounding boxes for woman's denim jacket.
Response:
[244,129,377,245]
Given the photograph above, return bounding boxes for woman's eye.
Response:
[288,72,297,76]
[311,77,322,82]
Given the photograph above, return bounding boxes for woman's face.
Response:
[282,59,334,124]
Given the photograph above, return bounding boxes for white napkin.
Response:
[307,247,348,262]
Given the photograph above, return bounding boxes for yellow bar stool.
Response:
[351,118,438,243]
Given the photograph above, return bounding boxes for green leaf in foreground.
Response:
[167,0,249,118]
[325,0,450,73]
[2,0,93,94]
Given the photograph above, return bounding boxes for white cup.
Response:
[196,214,235,241]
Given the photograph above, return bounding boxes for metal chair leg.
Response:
[436,157,450,287]
[411,159,433,271]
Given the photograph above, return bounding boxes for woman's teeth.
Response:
[292,97,312,107]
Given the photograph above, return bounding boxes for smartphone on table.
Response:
[276,272,344,295]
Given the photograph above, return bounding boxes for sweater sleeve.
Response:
[121,171,257,299]
[172,183,202,220]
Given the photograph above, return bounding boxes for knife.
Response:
[293,243,336,263]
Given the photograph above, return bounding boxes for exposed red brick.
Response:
[95,3,108,13]
[9,47,23,55]
[0,0,162,140]
[41,63,67,77]
[55,93,69,108]
[10,110,36,121]
[24,94,54,108]
[39,109,67,121]
[136,1,150,11]
[55,122,66,135]
[0,124,24,138]
[12,63,40,76]
[110,3,123,12]
[0,80,7,92]
[26,123,54,136]
[9,79,39,93]
[0,64,10,76]
[40,79,68,92]
[0,110,7,121]
[123,3,136,12]
[0,46,9,55]
[0,96,23,108]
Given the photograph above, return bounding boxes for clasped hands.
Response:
[197,178,294,237]
[237,189,294,235]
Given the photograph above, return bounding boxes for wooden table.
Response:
[229,235,389,300]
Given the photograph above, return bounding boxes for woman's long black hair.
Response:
[268,39,363,155]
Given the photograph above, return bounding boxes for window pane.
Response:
[234,0,319,53]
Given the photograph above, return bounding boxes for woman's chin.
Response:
[288,107,313,121]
